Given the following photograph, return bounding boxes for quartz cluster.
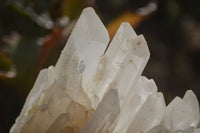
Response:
[10,7,200,133]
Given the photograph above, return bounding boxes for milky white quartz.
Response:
[10,7,200,133]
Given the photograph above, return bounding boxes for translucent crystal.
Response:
[111,76,158,133]
[10,7,108,133]
[162,90,200,132]
[10,7,200,133]
[55,7,110,109]
[126,92,166,133]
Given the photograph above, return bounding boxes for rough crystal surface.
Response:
[10,7,200,133]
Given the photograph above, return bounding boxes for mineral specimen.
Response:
[10,7,200,133]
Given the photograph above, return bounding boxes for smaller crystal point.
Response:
[126,92,166,133]
[93,22,151,108]
[183,90,200,127]
[164,92,199,131]
[104,22,137,61]
[111,76,158,133]
[148,90,200,133]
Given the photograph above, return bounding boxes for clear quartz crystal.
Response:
[10,7,200,133]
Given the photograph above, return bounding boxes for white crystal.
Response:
[147,90,200,133]
[161,90,200,132]
[55,7,109,109]
[10,7,200,133]
[111,76,158,133]
[10,7,108,133]
[126,92,166,133]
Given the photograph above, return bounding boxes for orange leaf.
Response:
[106,10,144,39]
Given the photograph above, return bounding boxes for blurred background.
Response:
[0,0,200,132]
